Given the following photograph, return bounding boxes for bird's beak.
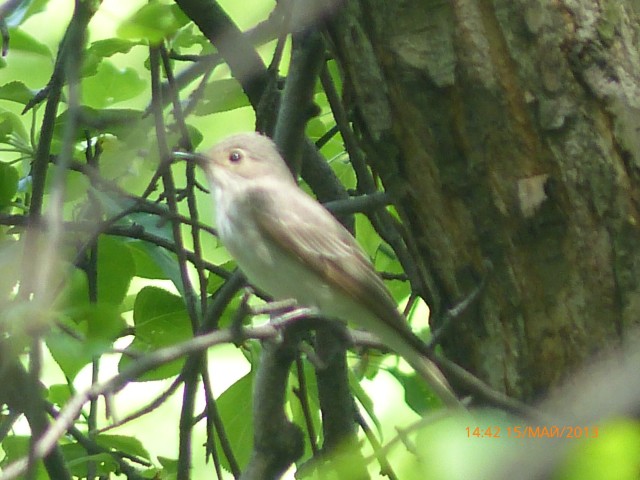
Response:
[173,151,206,166]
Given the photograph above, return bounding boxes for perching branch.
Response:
[273,27,325,174]
[239,335,304,480]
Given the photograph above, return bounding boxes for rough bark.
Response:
[327,0,640,401]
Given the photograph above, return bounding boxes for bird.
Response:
[184,132,460,408]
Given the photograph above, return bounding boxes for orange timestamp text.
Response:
[465,425,599,439]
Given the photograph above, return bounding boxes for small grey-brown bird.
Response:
[186,132,460,407]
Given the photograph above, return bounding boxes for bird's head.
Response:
[176,132,296,187]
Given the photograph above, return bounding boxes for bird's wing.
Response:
[245,186,462,408]
[246,186,407,330]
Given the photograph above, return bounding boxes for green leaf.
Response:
[206,263,234,294]
[88,190,136,220]
[185,124,204,149]
[84,303,127,342]
[61,444,119,478]
[194,79,250,115]
[0,109,29,144]
[214,372,255,471]
[3,0,49,26]
[135,309,191,347]
[0,436,47,478]
[48,383,72,407]
[134,285,186,329]
[0,81,35,105]
[127,211,174,242]
[118,286,191,381]
[143,246,184,296]
[61,299,126,342]
[117,3,190,43]
[83,61,146,108]
[385,274,410,306]
[55,263,90,309]
[0,163,19,208]
[96,434,151,461]
[43,166,90,202]
[46,330,92,380]
[7,27,52,57]
[83,39,139,77]
[171,24,211,51]
[122,232,187,298]
[88,38,138,58]
[47,302,124,381]
[377,238,410,304]
[157,456,178,475]
[125,240,171,280]
[326,148,356,190]
[355,214,380,260]
[97,236,135,305]
[305,117,328,143]
[119,336,186,381]
[54,106,148,141]
[389,367,443,414]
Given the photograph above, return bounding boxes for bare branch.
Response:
[0,322,288,480]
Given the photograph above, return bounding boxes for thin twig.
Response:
[160,44,209,319]
[150,44,200,480]
[0,321,292,480]
[96,376,183,434]
[355,412,399,480]
[294,356,319,455]
[199,364,227,480]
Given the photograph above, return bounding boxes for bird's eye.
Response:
[228,150,243,163]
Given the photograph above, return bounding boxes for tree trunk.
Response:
[327,0,640,401]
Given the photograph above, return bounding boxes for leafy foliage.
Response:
[0,1,636,479]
